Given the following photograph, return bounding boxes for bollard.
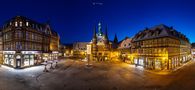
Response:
[50,63,54,69]
[43,64,49,72]
[55,62,58,68]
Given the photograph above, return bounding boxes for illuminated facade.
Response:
[59,43,73,57]
[73,42,89,58]
[192,43,195,58]
[0,31,3,64]
[90,22,114,61]
[131,24,191,70]
[118,37,132,63]
[2,16,60,68]
[64,44,73,57]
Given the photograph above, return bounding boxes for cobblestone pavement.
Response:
[0,59,195,90]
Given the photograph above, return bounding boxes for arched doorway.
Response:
[16,55,21,68]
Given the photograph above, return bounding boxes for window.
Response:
[16,42,22,50]
[19,21,22,27]
[24,55,30,66]
[26,22,29,26]
[15,22,18,27]
[32,24,34,28]
[15,30,22,39]
[32,33,34,40]
[30,55,34,65]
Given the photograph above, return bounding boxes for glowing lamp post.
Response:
[86,45,92,67]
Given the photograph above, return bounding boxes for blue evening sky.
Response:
[0,0,194,43]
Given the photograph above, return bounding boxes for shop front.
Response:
[52,51,59,60]
[3,51,15,67]
[21,51,42,67]
[42,51,59,62]
[3,51,42,68]
[134,57,144,66]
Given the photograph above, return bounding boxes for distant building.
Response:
[191,43,195,58]
[118,37,132,63]
[64,44,73,57]
[2,16,60,68]
[73,42,89,58]
[89,22,118,61]
[131,24,191,70]
[59,43,73,57]
[0,31,3,64]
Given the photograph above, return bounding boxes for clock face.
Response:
[97,34,103,39]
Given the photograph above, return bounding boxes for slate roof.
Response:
[132,24,189,42]
[3,16,59,37]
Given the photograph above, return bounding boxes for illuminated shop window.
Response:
[24,55,34,66]
[4,55,8,64]
[134,58,138,64]
[139,59,144,66]
[24,55,29,66]
[4,55,14,66]
[155,60,161,69]
[30,55,34,65]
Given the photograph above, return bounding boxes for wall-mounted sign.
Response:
[3,51,16,54]
[87,45,91,54]
[21,51,40,54]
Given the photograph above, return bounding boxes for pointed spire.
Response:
[93,26,96,38]
[92,26,97,44]
[114,33,118,43]
[98,21,103,36]
[105,25,108,40]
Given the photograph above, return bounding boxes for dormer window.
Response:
[32,24,34,28]
[15,22,18,27]
[26,22,29,26]
[19,21,22,27]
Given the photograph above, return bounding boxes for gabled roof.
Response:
[3,16,59,37]
[132,24,189,42]
[118,37,132,48]
[192,43,195,48]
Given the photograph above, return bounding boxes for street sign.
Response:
[87,45,91,54]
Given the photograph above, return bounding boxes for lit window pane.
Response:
[15,22,18,27]
[26,22,29,26]
[19,21,22,27]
